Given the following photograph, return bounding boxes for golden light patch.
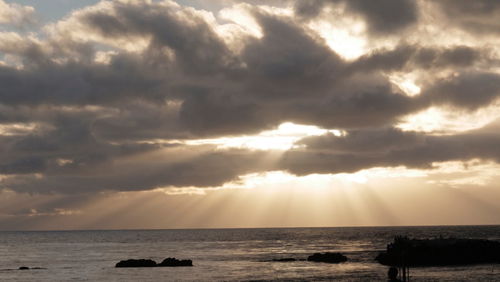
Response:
[0,122,37,136]
[218,4,263,39]
[310,21,366,60]
[185,122,342,150]
[428,159,500,187]
[390,73,421,96]
[397,104,500,133]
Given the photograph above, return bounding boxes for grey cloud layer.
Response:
[2,146,277,194]
[284,121,500,175]
[434,0,500,36]
[0,0,499,194]
[295,0,418,35]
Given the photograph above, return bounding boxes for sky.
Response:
[1,0,500,230]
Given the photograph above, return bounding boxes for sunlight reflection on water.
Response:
[0,226,499,281]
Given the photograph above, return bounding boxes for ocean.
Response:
[1,225,499,281]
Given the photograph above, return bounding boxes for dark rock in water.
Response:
[271,258,296,262]
[307,252,348,263]
[115,259,157,268]
[376,236,500,267]
[18,266,45,270]
[115,257,193,267]
[158,257,193,267]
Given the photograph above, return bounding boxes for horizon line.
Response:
[2,223,500,233]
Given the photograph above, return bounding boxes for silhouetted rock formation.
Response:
[158,258,193,267]
[307,252,348,263]
[376,236,500,266]
[271,258,297,262]
[115,257,193,268]
[17,266,45,270]
[115,259,157,268]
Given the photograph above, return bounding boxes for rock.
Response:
[158,257,193,267]
[115,259,157,268]
[376,236,500,266]
[17,266,45,270]
[307,252,348,263]
[271,258,296,262]
[115,257,193,268]
[272,258,296,262]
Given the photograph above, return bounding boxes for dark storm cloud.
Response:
[282,120,500,175]
[284,79,421,128]
[241,13,343,89]
[421,71,500,110]
[0,54,169,106]
[92,101,190,141]
[0,2,492,133]
[348,45,487,74]
[433,0,500,35]
[0,0,499,195]
[295,0,418,35]
[344,0,418,35]
[2,148,276,194]
[0,109,163,177]
[82,1,237,74]
[298,127,424,153]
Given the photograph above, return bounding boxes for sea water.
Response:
[1,226,499,281]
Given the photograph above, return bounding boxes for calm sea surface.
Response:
[0,226,499,281]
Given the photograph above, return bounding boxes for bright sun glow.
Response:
[310,19,366,60]
[235,166,427,188]
[156,167,429,195]
[185,122,343,150]
[0,122,37,135]
[428,159,500,187]
[390,73,421,96]
[307,5,367,60]
[218,4,263,38]
[397,104,500,133]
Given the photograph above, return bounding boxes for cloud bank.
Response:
[0,0,499,197]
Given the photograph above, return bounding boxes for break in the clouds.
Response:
[0,0,500,210]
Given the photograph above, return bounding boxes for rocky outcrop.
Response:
[271,258,297,262]
[18,266,45,270]
[376,236,500,266]
[158,258,193,267]
[115,259,157,268]
[115,257,193,267]
[307,252,348,263]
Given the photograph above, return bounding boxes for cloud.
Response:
[0,0,499,197]
[348,45,488,74]
[421,71,500,110]
[1,146,276,194]
[282,120,500,175]
[0,0,35,27]
[433,0,500,36]
[295,0,418,35]
[343,0,418,35]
